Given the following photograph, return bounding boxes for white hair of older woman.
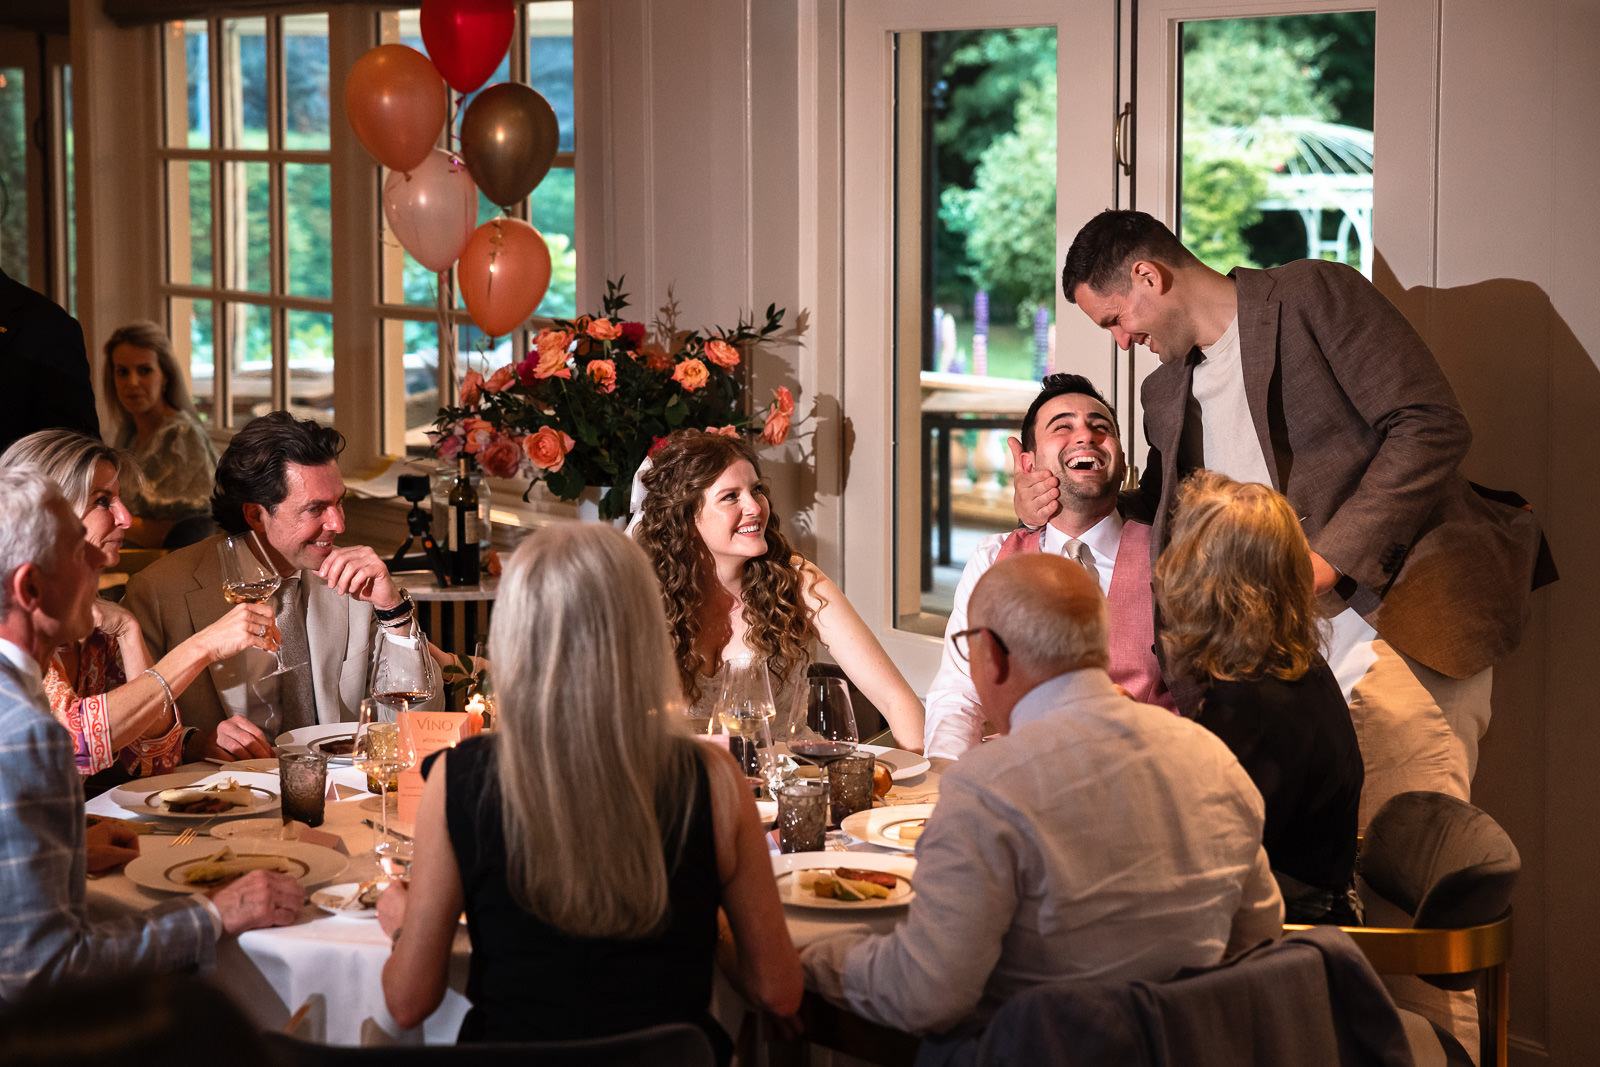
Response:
[0,468,70,615]
[488,523,702,939]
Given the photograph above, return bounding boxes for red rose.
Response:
[619,321,647,346]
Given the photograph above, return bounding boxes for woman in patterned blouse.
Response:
[0,430,278,795]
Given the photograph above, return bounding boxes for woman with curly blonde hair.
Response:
[635,430,923,751]
[1154,470,1362,924]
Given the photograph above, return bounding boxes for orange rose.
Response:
[672,358,710,392]
[586,318,621,341]
[771,386,796,417]
[704,338,740,370]
[462,417,495,454]
[641,343,674,373]
[761,407,792,446]
[707,424,739,438]
[588,359,618,394]
[532,329,574,379]
[459,370,484,408]
[484,365,516,394]
[523,426,575,473]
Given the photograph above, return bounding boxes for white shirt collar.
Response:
[1043,509,1122,588]
[1008,667,1121,732]
[0,637,42,680]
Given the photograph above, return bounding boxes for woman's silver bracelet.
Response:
[143,666,176,710]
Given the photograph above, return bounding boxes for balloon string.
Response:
[437,275,458,404]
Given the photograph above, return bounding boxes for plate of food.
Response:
[771,852,916,910]
[857,744,931,782]
[125,840,346,893]
[311,881,383,918]
[278,726,360,758]
[840,802,936,852]
[108,773,278,820]
[309,734,358,763]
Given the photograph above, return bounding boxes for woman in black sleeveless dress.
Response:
[378,525,802,1054]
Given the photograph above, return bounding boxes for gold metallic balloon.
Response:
[459,83,560,208]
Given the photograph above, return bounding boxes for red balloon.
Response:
[457,218,552,337]
[345,45,447,173]
[421,0,515,94]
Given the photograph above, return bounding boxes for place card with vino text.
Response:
[397,710,481,824]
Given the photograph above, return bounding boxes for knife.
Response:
[362,818,413,844]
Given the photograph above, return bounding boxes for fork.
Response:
[168,816,220,847]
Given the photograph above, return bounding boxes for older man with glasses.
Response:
[802,552,1281,1041]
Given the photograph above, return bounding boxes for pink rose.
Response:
[432,430,464,462]
[477,434,523,479]
[586,318,621,341]
[704,337,740,370]
[588,359,618,394]
[484,365,516,394]
[619,321,647,346]
[523,426,575,473]
[771,386,796,417]
[460,370,484,408]
[761,407,792,446]
[706,424,739,438]
[672,358,710,392]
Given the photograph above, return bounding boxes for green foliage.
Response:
[945,83,1058,327]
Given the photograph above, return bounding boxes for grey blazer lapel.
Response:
[1233,270,1285,492]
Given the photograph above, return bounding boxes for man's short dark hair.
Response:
[212,411,345,534]
[1021,373,1118,453]
[1061,209,1197,303]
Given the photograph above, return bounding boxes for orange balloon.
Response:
[457,218,552,337]
[345,45,447,174]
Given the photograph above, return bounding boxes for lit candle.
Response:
[466,693,485,734]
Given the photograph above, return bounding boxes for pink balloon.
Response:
[383,150,479,272]
[457,218,552,337]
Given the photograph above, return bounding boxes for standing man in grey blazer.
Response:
[0,468,301,1002]
[125,412,424,762]
[1019,210,1546,831]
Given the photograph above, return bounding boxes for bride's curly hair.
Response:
[635,430,819,705]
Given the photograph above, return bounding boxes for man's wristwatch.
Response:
[374,589,416,628]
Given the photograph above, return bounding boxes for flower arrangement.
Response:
[431,278,794,519]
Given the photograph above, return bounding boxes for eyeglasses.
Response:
[950,627,1009,663]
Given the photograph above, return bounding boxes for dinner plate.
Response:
[858,744,932,782]
[309,734,358,763]
[311,881,382,919]
[125,839,347,894]
[108,771,279,820]
[840,803,936,852]
[276,723,357,750]
[771,851,916,911]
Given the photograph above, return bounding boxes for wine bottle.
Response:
[448,457,481,586]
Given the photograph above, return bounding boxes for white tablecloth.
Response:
[84,756,943,1048]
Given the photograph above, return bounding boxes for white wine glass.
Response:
[788,674,859,768]
[353,697,417,864]
[217,531,302,678]
[714,658,782,795]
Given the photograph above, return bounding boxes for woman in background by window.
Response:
[101,320,217,549]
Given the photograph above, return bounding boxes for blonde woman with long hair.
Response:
[1154,471,1363,925]
[379,525,801,1053]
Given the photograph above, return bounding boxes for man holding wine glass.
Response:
[126,412,425,761]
